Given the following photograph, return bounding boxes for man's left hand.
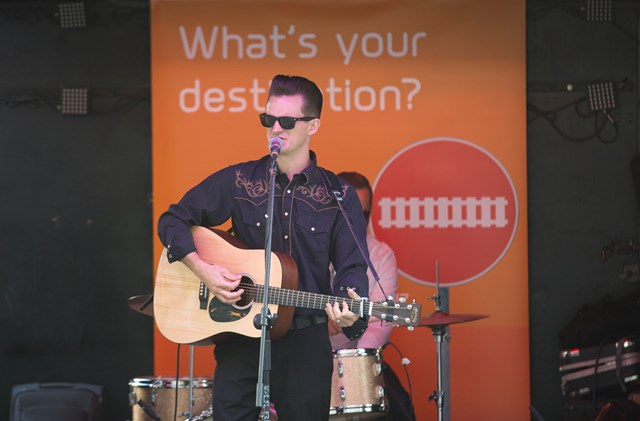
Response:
[325,288,361,328]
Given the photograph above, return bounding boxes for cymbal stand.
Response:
[428,261,450,421]
[430,326,447,421]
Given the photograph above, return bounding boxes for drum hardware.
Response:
[419,262,489,421]
[185,405,213,421]
[128,295,201,420]
[127,294,154,317]
[134,399,160,421]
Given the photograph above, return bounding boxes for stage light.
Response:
[60,87,89,115]
[58,2,86,28]
[587,81,616,112]
[585,0,613,22]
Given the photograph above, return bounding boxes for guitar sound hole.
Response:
[235,276,255,307]
[208,275,255,323]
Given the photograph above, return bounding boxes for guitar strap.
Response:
[319,168,385,308]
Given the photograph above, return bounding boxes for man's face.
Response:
[265,94,319,157]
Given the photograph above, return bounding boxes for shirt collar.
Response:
[269,150,318,185]
[299,150,318,185]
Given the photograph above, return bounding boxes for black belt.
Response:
[289,315,327,331]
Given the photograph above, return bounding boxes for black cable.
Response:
[594,110,619,144]
[381,341,415,421]
[527,96,588,125]
[90,96,149,115]
[0,95,57,110]
[526,1,585,22]
[527,98,619,144]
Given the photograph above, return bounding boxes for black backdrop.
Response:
[527,2,640,419]
[0,1,153,419]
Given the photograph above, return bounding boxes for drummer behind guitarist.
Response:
[157,74,370,421]
[329,172,399,350]
[329,172,416,421]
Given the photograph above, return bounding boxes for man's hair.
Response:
[268,74,323,118]
[337,171,373,209]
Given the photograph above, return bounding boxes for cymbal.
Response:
[127,294,154,317]
[419,311,488,328]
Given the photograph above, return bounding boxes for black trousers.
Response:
[212,323,333,421]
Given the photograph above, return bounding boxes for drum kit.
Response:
[127,291,488,421]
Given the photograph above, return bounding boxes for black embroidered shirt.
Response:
[157,151,369,339]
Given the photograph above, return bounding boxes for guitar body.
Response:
[154,226,298,345]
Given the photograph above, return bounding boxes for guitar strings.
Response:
[234,283,409,322]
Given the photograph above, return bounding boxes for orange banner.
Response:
[151,1,528,419]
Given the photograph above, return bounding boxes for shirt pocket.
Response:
[237,199,267,241]
[294,211,333,260]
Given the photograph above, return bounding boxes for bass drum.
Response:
[330,348,388,420]
[128,376,213,421]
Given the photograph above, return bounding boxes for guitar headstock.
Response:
[372,297,422,330]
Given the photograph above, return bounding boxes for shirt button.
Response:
[284,212,289,216]
[256,222,261,227]
[287,189,291,194]
[284,235,289,240]
[311,227,316,232]
[169,254,173,258]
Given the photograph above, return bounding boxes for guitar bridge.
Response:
[198,282,209,310]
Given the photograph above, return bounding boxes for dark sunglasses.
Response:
[259,113,317,130]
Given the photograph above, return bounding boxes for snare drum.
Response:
[330,348,387,420]
[128,376,213,421]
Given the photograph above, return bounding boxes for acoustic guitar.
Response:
[154,226,422,345]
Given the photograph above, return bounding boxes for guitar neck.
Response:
[250,284,422,327]
[253,284,363,313]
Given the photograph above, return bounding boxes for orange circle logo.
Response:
[372,138,518,287]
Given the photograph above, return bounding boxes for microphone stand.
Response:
[255,153,279,420]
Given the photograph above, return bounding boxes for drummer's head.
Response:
[337,172,372,226]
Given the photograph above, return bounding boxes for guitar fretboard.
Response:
[252,284,367,315]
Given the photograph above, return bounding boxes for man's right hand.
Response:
[181,251,243,304]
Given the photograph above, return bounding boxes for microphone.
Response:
[268,137,283,158]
